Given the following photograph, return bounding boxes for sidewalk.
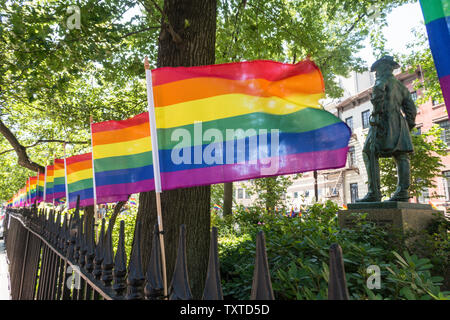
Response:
[0,240,11,300]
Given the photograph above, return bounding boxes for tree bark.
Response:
[223,182,233,216]
[135,0,216,299]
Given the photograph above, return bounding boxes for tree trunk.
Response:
[223,182,233,216]
[135,0,216,299]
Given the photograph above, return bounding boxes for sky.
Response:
[357,1,426,67]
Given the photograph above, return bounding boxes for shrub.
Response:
[213,201,450,300]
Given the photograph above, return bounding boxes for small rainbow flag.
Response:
[213,203,222,210]
[91,112,154,202]
[428,200,439,210]
[420,1,450,115]
[150,59,351,190]
[44,164,54,203]
[129,196,137,206]
[66,152,95,209]
[53,158,66,201]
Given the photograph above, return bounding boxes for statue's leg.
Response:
[356,148,382,202]
[387,153,410,202]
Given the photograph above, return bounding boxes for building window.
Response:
[237,188,244,199]
[362,110,371,129]
[418,188,430,204]
[432,98,440,106]
[245,190,251,199]
[411,91,418,102]
[345,117,353,131]
[437,120,450,146]
[350,183,358,203]
[294,192,298,199]
[348,146,356,167]
[444,171,450,200]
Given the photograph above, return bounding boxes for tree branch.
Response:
[0,118,45,172]
[0,139,89,156]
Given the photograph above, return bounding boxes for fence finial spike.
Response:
[113,220,127,297]
[126,221,145,300]
[202,227,223,300]
[169,224,193,300]
[93,218,106,280]
[250,230,274,300]
[144,224,164,299]
[101,219,114,287]
[328,243,349,300]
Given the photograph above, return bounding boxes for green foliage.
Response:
[400,26,444,106]
[247,174,300,213]
[380,125,448,200]
[213,201,450,300]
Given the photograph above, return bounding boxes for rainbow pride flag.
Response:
[420,0,450,114]
[66,153,95,209]
[44,164,54,202]
[91,112,153,202]
[150,59,351,189]
[53,158,66,201]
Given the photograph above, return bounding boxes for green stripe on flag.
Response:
[420,0,450,24]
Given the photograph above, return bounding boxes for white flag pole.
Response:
[90,116,99,237]
[144,56,167,299]
[63,142,69,210]
[36,168,40,206]
[43,164,47,203]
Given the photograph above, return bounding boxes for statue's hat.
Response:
[370,56,400,72]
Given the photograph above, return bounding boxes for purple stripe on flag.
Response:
[53,192,66,200]
[69,198,95,209]
[160,147,349,190]
[95,178,155,201]
[440,75,450,117]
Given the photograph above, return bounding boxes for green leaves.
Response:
[213,201,449,300]
[380,125,448,200]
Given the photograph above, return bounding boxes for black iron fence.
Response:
[3,204,350,300]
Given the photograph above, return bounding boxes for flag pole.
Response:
[90,116,100,239]
[144,56,168,299]
[63,142,69,211]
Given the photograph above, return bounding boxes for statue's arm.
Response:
[371,80,386,114]
[402,89,417,130]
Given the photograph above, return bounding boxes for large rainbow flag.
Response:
[420,0,450,115]
[150,59,351,190]
[44,164,54,202]
[53,158,66,201]
[91,112,152,202]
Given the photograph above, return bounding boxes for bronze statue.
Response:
[357,56,417,203]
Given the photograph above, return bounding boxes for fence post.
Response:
[169,224,193,300]
[328,243,349,300]
[113,220,127,298]
[202,227,223,300]
[126,221,145,300]
[250,231,274,300]
[144,224,164,300]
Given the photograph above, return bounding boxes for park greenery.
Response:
[211,201,450,300]
[380,126,448,200]
[101,197,449,300]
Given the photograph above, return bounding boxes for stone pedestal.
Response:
[338,202,441,233]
